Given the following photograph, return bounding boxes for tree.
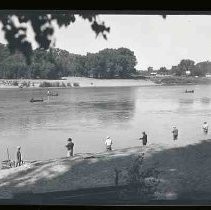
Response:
[83,48,137,79]
[176,59,195,76]
[0,43,137,79]
[0,12,110,64]
[193,61,211,76]
[157,67,168,75]
[147,67,153,73]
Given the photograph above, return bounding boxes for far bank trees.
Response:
[171,60,211,77]
[0,43,137,79]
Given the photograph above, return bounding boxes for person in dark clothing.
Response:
[172,126,178,140]
[139,132,147,146]
[16,146,22,167]
[66,138,74,157]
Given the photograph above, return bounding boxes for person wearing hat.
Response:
[105,136,113,151]
[139,132,147,146]
[172,126,178,140]
[16,146,22,167]
[202,122,208,134]
[66,138,74,157]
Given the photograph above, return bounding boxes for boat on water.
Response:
[30,98,44,103]
[185,90,194,93]
[47,92,59,96]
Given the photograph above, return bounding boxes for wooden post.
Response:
[7,148,12,167]
[7,148,10,161]
[115,168,120,186]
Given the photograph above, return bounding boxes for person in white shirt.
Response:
[202,122,208,134]
[105,136,112,151]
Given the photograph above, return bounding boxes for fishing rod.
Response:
[7,147,10,161]
[6,147,12,168]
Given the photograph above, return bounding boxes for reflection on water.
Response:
[179,98,194,105]
[1,84,211,162]
[81,100,135,122]
[200,97,210,104]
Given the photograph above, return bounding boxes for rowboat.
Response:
[185,90,194,93]
[30,98,44,103]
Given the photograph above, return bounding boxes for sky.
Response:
[1,15,211,70]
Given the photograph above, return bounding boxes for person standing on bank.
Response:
[139,131,147,146]
[16,146,22,167]
[66,138,74,157]
[202,122,208,134]
[172,126,178,140]
[105,136,113,151]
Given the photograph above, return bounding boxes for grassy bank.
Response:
[150,76,211,85]
[1,139,211,204]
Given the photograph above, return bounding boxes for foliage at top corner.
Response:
[0,12,110,64]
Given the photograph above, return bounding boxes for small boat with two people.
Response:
[47,90,59,96]
[185,89,194,93]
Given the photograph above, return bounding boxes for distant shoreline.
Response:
[149,75,211,86]
[0,77,158,89]
[0,76,211,90]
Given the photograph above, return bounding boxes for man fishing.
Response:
[16,146,22,167]
[172,126,178,140]
[66,138,74,157]
[139,131,147,146]
[105,136,113,151]
[202,122,208,134]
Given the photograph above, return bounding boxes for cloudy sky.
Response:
[1,14,211,70]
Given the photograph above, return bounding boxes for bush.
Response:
[118,153,160,202]
[73,82,80,87]
[12,81,19,86]
[61,82,66,87]
[67,82,71,87]
[52,82,60,87]
[39,82,60,87]
[39,82,51,87]
[21,81,30,87]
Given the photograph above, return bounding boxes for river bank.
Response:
[0,76,211,89]
[1,139,211,204]
[150,75,211,86]
[0,77,156,89]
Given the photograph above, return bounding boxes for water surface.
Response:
[1,84,211,162]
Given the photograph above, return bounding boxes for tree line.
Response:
[0,43,137,79]
[152,59,211,77]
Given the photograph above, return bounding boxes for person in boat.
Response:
[66,138,74,157]
[202,122,208,134]
[16,146,22,167]
[172,126,178,140]
[139,131,147,146]
[105,136,113,151]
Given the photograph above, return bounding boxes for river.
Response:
[0,83,211,163]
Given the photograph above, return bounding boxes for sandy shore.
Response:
[0,139,211,202]
[0,77,157,89]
